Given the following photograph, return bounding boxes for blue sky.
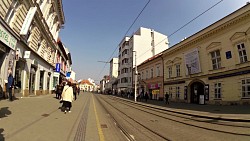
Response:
[60,0,250,82]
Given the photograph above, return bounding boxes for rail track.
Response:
[96,95,250,141]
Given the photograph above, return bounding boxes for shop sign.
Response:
[66,72,71,77]
[148,83,160,89]
[152,89,159,95]
[53,72,60,77]
[55,63,60,72]
[24,51,31,58]
[20,7,37,35]
[0,24,17,50]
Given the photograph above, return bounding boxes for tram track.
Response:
[111,96,250,128]
[109,96,250,136]
[96,95,172,141]
[97,95,250,141]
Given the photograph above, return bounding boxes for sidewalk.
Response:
[115,95,250,122]
[0,93,87,141]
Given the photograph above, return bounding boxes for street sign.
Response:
[55,63,60,72]
[66,72,71,77]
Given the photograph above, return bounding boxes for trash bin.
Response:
[199,95,205,105]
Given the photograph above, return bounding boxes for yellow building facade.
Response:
[163,3,250,105]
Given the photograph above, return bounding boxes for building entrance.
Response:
[190,81,204,104]
[29,67,36,95]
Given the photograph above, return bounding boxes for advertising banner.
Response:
[184,48,201,75]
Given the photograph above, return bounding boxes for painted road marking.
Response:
[92,95,105,141]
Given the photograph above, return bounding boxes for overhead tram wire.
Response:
[97,0,151,79]
[137,0,224,60]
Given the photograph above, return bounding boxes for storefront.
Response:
[148,83,163,100]
[0,23,18,98]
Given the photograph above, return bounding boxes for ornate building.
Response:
[0,0,65,97]
[163,3,250,105]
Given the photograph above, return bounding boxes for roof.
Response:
[138,52,163,66]
[80,80,93,86]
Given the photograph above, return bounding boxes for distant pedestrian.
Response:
[145,92,149,102]
[56,82,64,100]
[73,84,77,100]
[7,68,14,101]
[165,92,169,105]
[61,82,74,113]
[77,85,80,95]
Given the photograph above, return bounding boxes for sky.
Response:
[60,0,250,83]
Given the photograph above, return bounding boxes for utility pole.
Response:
[133,51,137,102]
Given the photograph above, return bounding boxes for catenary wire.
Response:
[137,0,224,60]
[97,0,151,80]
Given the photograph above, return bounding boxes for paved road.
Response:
[0,92,127,141]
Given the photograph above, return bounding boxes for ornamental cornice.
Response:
[172,57,182,63]
[34,11,57,50]
[165,60,173,66]
[206,42,222,52]
[230,32,246,41]
[164,9,250,56]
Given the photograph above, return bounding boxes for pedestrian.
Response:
[73,84,77,100]
[7,68,14,101]
[61,81,74,113]
[165,92,169,105]
[145,92,149,102]
[77,85,80,95]
[55,84,58,98]
[56,82,64,100]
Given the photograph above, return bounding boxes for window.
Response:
[176,86,180,98]
[169,87,172,98]
[214,83,221,99]
[176,64,180,77]
[146,70,148,79]
[242,79,250,98]
[237,43,248,63]
[211,50,221,70]
[151,68,153,78]
[168,67,172,78]
[5,0,19,24]
[141,72,144,80]
[156,66,160,77]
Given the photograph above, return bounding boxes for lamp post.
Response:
[133,51,137,102]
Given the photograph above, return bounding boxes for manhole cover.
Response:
[101,124,108,128]
[41,114,50,117]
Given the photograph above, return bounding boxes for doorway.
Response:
[29,67,36,95]
[190,81,204,104]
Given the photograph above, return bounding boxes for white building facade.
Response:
[0,0,65,97]
[117,27,169,94]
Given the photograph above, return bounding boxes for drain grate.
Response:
[41,114,50,117]
[101,124,108,128]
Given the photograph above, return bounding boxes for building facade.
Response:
[100,75,109,94]
[117,27,169,94]
[137,53,164,100]
[106,58,118,94]
[0,0,65,97]
[80,79,93,92]
[163,3,250,105]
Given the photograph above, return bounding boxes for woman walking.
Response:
[61,81,74,113]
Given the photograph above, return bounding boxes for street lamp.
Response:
[133,51,137,102]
